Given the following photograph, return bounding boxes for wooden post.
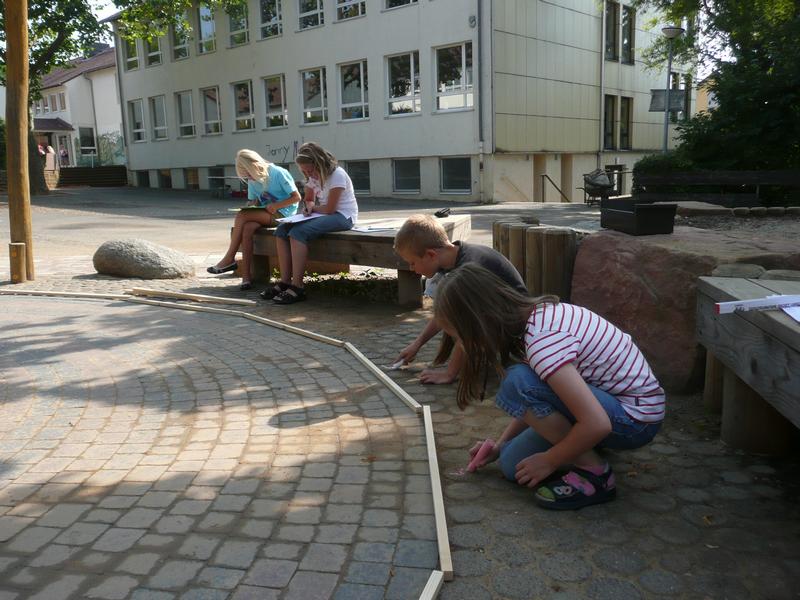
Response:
[525,226,546,296]
[703,351,724,413]
[721,369,794,456]
[541,227,577,301]
[5,0,35,281]
[498,222,515,259]
[9,243,27,283]
[507,223,528,276]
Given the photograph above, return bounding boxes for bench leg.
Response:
[721,369,794,455]
[252,255,271,284]
[703,351,724,413]
[397,270,423,308]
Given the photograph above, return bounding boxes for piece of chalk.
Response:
[467,439,495,472]
[384,360,405,371]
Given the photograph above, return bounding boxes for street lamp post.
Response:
[662,25,685,153]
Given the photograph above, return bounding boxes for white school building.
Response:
[109,0,693,202]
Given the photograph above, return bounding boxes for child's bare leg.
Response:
[523,411,605,468]
[240,221,264,283]
[290,238,309,288]
[216,212,248,266]
[276,236,292,284]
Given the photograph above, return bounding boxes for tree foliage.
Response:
[112,0,245,40]
[634,0,800,169]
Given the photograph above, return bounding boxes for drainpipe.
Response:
[598,1,606,169]
[83,72,100,167]
[111,28,131,181]
[477,0,485,203]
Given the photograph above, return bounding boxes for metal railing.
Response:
[540,174,571,203]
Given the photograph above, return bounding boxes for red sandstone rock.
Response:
[570,227,800,392]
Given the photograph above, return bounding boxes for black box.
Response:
[600,200,677,236]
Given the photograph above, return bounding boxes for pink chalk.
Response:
[467,439,495,472]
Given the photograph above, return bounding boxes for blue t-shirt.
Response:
[247,164,298,218]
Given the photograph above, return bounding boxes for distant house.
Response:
[32,45,124,168]
[695,75,718,113]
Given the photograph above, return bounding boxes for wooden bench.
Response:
[696,276,800,454]
[249,215,472,307]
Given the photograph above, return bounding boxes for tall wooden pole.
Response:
[5,0,35,281]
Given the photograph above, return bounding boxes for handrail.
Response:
[541,174,571,203]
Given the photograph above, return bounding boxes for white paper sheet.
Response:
[276,213,324,224]
[782,305,800,324]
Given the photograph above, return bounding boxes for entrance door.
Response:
[57,135,71,167]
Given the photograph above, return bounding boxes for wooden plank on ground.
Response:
[124,297,246,317]
[0,289,129,301]
[343,342,423,414]
[423,405,453,581]
[127,288,257,306]
[241,313,346,347]
[418,570,445,600]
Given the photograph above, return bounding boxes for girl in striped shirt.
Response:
[435,264,665,510]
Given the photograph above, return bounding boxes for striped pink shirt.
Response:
[525,303,665,423]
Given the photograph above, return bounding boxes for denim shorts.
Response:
[495,363,661,481]
[275,212,353,244]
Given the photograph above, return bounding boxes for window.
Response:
[260,0,283,38]
[440,157,471,193]
[49,94,58,112]
[128,99,146,142]
[346,161,370,193]
[620,96,632,150]
[393,159,420,192]
[79,127,96,155]
[387,51,420,115]
[34,101,40,115]
[340,60,368,120]
[208,166,225,189]
[202,86,222,134]
[337,0,365,20]
[386,0,417,7]
[232,81,255,130]
[184,168,200,190]
[123,38,139,70]
[145,38,162,66]
[197,5,216,54]
[605,1,619,61]
[264,75,288,127]
[171,17,190,60]
[158,169,173,188]
[149,95,168,140]
[136,171,151,187]
[299,0,324,30]
[621,6,635,64]
[43,96,50,113]
[229,3,249,46]
[301,67,328,124]
[176,91,195,137]
[604,94,616,149]
[58,92,66,111]
[436,42,473,110]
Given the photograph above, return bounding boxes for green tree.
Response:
[112,0,245,40]
[635,0,800,169]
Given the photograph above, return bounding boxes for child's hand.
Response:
[515,453,556,488]
[467,440,499,470]
[302,201,315,216]
[395,342,419,365]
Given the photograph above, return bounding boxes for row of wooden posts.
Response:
[492,220,580,302]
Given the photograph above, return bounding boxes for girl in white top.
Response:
[263,142,358,304]
[434,264,665,510]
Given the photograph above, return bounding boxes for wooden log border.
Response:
[0,288,451,598]
[126,287,257,306]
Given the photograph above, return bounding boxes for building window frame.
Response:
[298,0,324,30]
[228,2,250,46]
[435,41,473,111]
[346,160,370,193]
[123,38,139,70]
[392,158,421,193]
[58,92,67,111]
[232,80,256,131]
[201,86,222,134]
[171,17,190,60]
[387,51,420,116]
[605,1,619,61]
[176,91,196,137]
[339,59,369,121]
[621,5,635,65]
[49,94,58,113]
[128,99,146,142]
[197,5,217,54]
[440,157,472,193]
[260,0,283,38]
[385,0,417,9]
[619,96,632,150]
[264,74,288,128]
[300,66,328,124]
[149,95,168,140]
[145,37,162,66]
[337,0,365,21]
[603,94,617,150]
[79,127,97,155]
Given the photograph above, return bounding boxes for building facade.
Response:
[111,0,693,201]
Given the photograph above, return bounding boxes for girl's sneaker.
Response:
[534,465,616,510]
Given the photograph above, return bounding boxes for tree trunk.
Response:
[28,128,49,194]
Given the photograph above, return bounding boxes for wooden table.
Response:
[251,215,472,307]
[696,277,800,454]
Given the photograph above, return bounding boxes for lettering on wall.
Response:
[264,138,305,164]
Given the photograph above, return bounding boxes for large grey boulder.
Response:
[93,239,195,279]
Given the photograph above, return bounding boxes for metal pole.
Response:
[5,0,35,280]
[662,40,674,153]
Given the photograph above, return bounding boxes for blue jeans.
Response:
[275,212,352,244]
[496,364,661,481]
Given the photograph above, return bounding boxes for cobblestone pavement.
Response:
[2,272,800,599]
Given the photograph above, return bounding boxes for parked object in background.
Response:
[600,197,677,236]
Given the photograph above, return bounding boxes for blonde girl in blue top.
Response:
[207,149,301,290]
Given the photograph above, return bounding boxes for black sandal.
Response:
[273,285,306,305]
[534,466,616,511]
[259,282,289,300]
[239,281,254,291]
[207,262,237,274]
